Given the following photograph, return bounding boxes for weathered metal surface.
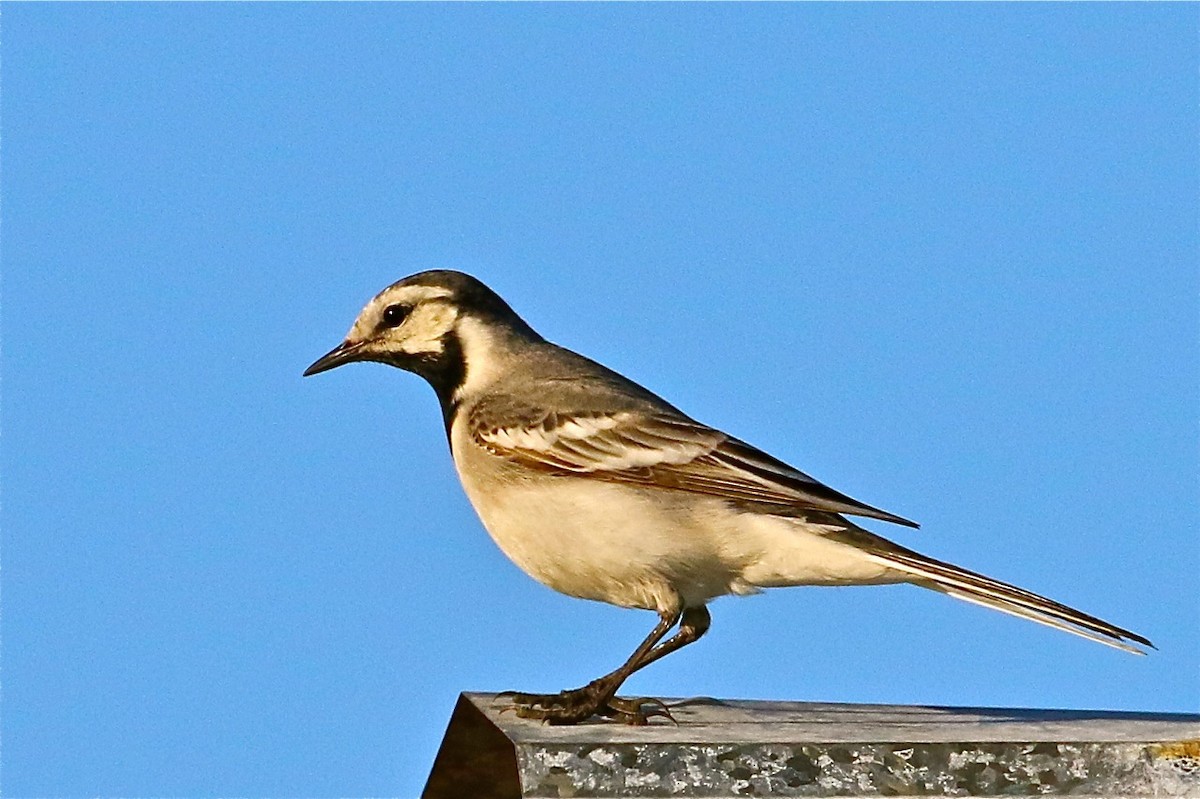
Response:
[423,693,1200,798]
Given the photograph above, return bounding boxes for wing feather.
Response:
[470,403,917,527]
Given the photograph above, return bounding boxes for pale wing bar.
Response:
[474,410,917,528]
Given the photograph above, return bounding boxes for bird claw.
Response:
[494,691,560,720]
[495,689,675,725]
[601,696,677,726]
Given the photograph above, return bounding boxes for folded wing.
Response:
[470,404,917,528]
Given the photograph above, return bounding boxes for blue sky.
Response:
[3,5,1196,797]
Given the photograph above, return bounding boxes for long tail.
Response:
[861,545,1154,655]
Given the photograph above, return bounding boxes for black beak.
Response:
[303,340,366,377]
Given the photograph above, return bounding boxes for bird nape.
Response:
[304,270,1152,725]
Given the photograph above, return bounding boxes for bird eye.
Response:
[381,304,410,328]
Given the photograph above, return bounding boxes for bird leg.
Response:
[627,605,711,674]
[502,606,712,725]
[503,610,679,725]
[593,606,712,724]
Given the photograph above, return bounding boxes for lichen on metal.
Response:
[519,740,1200,797]
[422,693,1200,798]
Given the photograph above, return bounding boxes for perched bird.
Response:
[304,270,1151,724]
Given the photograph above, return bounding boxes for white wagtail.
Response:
[304,270,1151,724]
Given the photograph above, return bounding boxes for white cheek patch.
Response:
[397,303,458,354]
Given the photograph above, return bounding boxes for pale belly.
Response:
[450,432,900,612]
[457,470,743,612]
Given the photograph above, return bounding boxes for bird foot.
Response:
[598,695,677,726]
[497,685,675,726]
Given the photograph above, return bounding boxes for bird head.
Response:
[303,270,540,400]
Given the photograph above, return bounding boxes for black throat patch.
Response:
[401,328,467,435]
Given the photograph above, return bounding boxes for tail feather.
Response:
[863,547,1153,655]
